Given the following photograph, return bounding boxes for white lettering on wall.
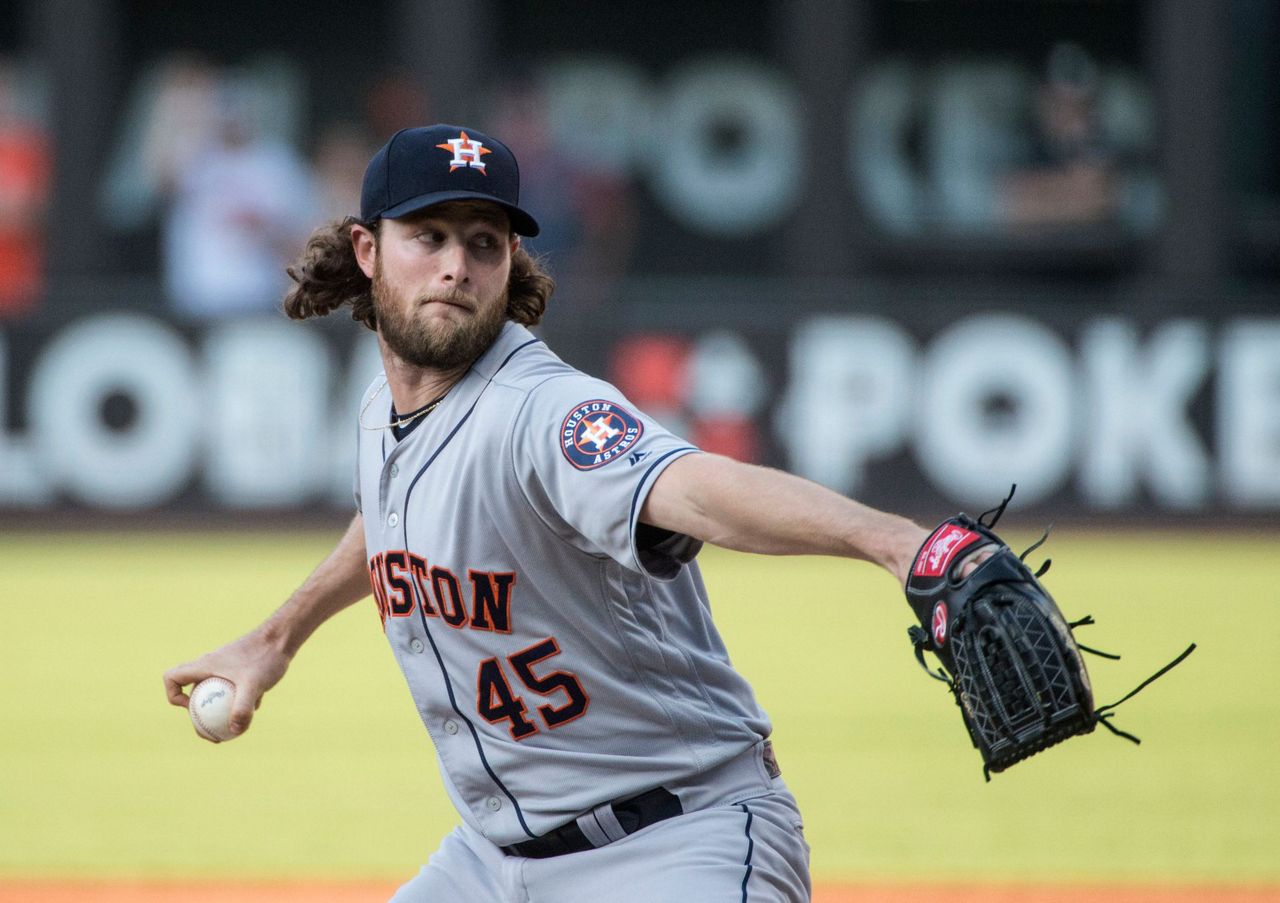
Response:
[780,317,914,493]
[1079,320,1210,508]
[914,315,1075,506]
[3,313,1280,512]
[0,334,51,505]
[1219,320,1280,506]
[780,313,1264,510]
[648,57,802,236]
[27,314,200,508]
[204,320,334,507]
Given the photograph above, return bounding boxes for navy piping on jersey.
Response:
[627,446,698,541]
[739,803,756,902]
[400,336,542,838]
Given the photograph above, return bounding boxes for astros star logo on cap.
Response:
[436,130,492,174]
[360,124,541,235]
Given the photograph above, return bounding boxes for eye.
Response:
[416,229,446,245]
[471,231,501,250]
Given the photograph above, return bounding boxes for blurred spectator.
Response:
[312,122,376,222]
[364,69,432,142]
[0,59,50,318]
[853,45,1160,237]
[95,54,314,317]
[998,43,1119,227]
[99,54,222,232]
[162,85,316,319]
[490,83,580,269]
[489,77,636,330]
[99,54,316,318]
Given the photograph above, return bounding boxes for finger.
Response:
[956,545,997,579]
[163,663,203,707]
[228,685,259,737]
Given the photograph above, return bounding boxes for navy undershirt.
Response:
[389,397,442,442]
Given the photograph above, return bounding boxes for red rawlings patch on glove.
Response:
[931,602,949,646]
[913,523,983,578]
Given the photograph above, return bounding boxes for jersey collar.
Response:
[468,321,540,381]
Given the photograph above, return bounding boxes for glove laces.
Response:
[1091,642,1198,744]
[908,487,1198,777]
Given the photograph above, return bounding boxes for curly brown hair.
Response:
[283,216,555,330]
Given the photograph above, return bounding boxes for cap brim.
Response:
[379,190,540,237]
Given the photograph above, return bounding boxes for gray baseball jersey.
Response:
[357,321,773,847]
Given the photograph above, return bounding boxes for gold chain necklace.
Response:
[358,378,448,432]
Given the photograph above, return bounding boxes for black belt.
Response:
[503,787,683,859]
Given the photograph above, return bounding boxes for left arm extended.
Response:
[639,453,929,587]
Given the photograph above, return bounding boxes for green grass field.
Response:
[0,527,1275,885]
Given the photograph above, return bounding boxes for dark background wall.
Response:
[1,0,1276,521]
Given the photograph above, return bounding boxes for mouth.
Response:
[419,296,475,313]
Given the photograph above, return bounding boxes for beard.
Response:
[372,266,509,371]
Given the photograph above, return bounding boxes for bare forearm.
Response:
[641,454,927,583]
[262,512,371,658]
[164,513,371,736]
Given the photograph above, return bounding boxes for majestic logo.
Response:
[560,400,643,471]
[932,602,949,647]
[435,131,492,173]
[913,524,981,578]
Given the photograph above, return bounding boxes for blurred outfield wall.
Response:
[1,0,1276,521]
[2,297,1278,518]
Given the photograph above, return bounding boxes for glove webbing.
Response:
[968,597,1088,779]
[912,617,1198,776]
[974,616,1047,743]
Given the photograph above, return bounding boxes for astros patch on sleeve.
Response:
[512,379,701,576]
[560,399,645,471]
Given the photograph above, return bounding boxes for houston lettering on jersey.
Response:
[368,550,591,739]
[368,550,515,633]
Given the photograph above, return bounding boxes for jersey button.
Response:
[444,719,459,735]
[389,464,399,478]
[486,796,502,812]
[387,512,399,527]
[409,638,424,654]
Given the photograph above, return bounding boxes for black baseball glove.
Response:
[904,488,1195,779]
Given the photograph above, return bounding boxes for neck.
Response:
[378,340,472,413]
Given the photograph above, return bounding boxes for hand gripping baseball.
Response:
[163,628,291,740]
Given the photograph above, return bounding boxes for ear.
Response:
[352,222,378,279]
[509,235,521,256]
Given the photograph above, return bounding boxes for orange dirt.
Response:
[1,883,1276,903]
[818,887,1279,903]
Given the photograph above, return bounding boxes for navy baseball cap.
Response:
[360,124,540,236]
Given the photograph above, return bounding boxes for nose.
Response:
[439,240,469,286]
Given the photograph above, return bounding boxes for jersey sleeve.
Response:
[510,376,703,578]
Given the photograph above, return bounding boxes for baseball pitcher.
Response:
[164,124,992,902]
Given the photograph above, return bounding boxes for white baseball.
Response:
[188,677,237,742]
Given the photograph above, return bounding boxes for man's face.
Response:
[367,201,517,370]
